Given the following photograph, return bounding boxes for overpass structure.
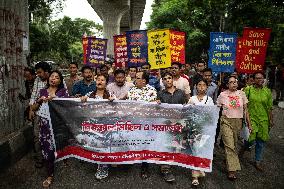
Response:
[87,0,147,55]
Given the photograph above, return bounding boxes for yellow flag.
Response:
[147,29,171,69]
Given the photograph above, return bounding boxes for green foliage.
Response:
[147,0,284,64]
[29,16,102,65]
[29,0,65,23]
[29,0,103,65]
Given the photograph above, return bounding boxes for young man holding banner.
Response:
[157,71,187,182]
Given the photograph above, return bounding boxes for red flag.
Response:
[236,28,271,74]
[170,31,186,64]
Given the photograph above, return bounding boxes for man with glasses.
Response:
[127,71,157,179]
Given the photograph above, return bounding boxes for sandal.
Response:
[192,177,199,186]
[228,171,237,181]
[42,176,53,188]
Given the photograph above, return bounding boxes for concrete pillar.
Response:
[88,0,130,55]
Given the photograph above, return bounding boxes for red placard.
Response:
[236,28,271,74]
[170,31,186,64]
[82,36,88,64]
[114,35,128,68]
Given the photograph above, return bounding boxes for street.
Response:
[0,106,283,189]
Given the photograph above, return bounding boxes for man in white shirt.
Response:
[29,61,52,168]
[167,62,191,100]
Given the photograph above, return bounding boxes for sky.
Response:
[52,0,154,30]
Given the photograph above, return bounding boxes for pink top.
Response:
[217,90,248,118]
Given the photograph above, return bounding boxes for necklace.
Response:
[197,95,204,102]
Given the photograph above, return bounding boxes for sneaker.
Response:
[162,171,175,182]
[95,165,109,180]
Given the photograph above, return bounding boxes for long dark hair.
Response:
[46,70,65,91]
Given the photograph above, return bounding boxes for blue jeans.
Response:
[244,139,265,162]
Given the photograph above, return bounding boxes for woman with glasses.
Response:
[242,72,273,171]
[217,76,251,180]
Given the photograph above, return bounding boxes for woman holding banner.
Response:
[242,72,273,171]
[32,70,68,188]
[81,74,113,180]
[188,78,214,185]
[217,76,251,180]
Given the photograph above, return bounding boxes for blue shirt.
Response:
[149,75,161,91]
[71,80,96,96]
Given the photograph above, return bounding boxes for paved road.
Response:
[1,107,283,189]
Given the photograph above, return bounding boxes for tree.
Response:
[49,16,103,62]
[29,15,103,64]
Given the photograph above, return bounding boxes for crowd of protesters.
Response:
[22,59,279,187]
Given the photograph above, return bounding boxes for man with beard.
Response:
[157,71,187,182]
[72,66,96,97]
[161,62,191,100]
[29,61,52,168]
[65,62,81,95]
[107,69,134,99]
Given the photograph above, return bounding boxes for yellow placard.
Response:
[147,29,171,69]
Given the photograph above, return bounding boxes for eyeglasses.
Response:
[136,77,143,80]
[255,77,264,80]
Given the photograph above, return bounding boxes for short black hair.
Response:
[100,64,108,70]
[35,61,52,73]
[196,78,209,86]
[203,68,212,74]
[161,71,173,78]
[172,62,182,69]
[24,67,36,75]
[129,66,137,71]
[196,61,206,66]
[140,71,149,84]
[46,70,65,90]
[114,69,125,76]
[142,63,151,68]
[69,62,78,68]
[81,65,93,73]
[253,72,265,79]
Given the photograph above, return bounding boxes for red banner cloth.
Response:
[236,28,271,74]
[170,31,186,64]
